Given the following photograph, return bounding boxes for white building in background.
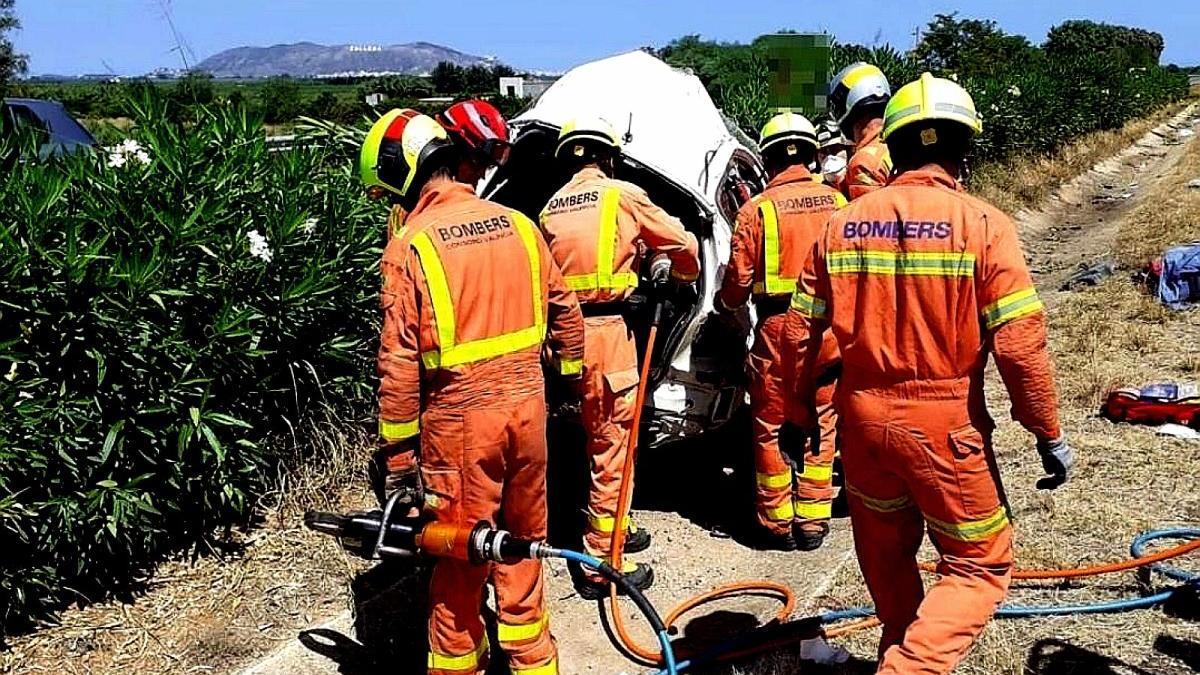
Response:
[499,76,557,99]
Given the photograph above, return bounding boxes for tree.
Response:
[168,71,215,122]
[463,64,494,94]
[257,76,303,123]
[430,62,466,94]
[1045,20,1164,66]
[913,13,1034,77]
[0,0,28,97]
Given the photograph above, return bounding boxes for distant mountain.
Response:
[194,41,494,78]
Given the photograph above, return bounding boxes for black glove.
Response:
[780,422,815,460]
[1036,435,1074,490]
[369,445,423,510]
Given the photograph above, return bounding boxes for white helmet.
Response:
[556,115,621,159]
[828,62,891,127]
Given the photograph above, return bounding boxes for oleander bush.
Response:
[0,91,383,632]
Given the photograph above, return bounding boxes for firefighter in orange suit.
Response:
[363,109,585,675]
[715,112,846,552]
[829,62,894,200]
[784,74,1074,674]
[538,116,700,599]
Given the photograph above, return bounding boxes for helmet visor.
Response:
[482,138,511,167]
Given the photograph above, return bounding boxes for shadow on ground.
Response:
[1024,636,1200,675]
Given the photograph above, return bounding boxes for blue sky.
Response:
[12,0,1200,76]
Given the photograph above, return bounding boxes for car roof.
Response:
[514,51,741,199]
[3,97,97,146]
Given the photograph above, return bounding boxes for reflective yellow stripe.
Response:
[982,287,1043,330]
[563,271,639,291]
[759,199,797,296]
[845,483,913,513]
[428,634,489,671]
[498,613,550,644]
[833,193,849,208]
[756,471,793,490]
[789,291,829,319]
[798,463,833,482]
[597,187,621,286]
[379,418,419,441]
[513,658,558,675]
[826,250,976,276]
[414,214,547,369]
[558,357,583,376]
[421,325,546,369]
[587,513,631,533]
[413,231,456,352]
[765,501,795,521]
[794,500,832,520]
[925,507,1010,542]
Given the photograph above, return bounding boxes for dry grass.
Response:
[972,101,1192,214]
[2,419,376,675]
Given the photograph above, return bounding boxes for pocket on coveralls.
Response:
[420,410,465,520]
[946,424,1001,520]
[603,368,640,423]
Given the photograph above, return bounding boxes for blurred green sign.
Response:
[763,33,831,117]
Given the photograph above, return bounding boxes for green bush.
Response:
[0,91,383,632]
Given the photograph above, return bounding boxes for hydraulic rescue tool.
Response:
[304,491,681,672]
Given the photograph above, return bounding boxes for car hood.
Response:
[514,51,739,200]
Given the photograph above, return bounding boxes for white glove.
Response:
[799,636,851,665]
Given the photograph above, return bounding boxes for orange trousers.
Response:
[838,381,1013,675]
[749,313,838,536]
[422,393,558,675]
[579,315,640,558]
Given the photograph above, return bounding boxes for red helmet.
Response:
[438,100,511,167]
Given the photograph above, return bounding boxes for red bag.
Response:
[1101,388,1200,428]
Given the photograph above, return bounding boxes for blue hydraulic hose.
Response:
[658,528,1199,675]
[553,548,680,675]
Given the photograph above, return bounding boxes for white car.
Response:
[484,51,765,447]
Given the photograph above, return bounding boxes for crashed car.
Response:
[484,51,765,447]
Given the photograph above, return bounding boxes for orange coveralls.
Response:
[716,165,846,537]
[786,167,1062,674]
[845,118,893,201]
[539,167,699,561]
[378,181,585,675]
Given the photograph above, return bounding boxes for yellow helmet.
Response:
[882,72,983,141]
[758,112,818,156]
[360,108,454,200]
[556,115,621,159]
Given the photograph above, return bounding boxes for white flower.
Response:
[301,217,318,234]
[247,230,273,263]
[948,72,958,81]
[1101,88,1110,95]
[105,138,151,169]
[4,362,17,382]
[1007,85,1022,97]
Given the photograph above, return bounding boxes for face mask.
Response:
[821,154,848,177]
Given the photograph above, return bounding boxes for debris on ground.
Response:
[1061,258,1117,290]
[1156,423,1200,439]
[1147,243,1200,308]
